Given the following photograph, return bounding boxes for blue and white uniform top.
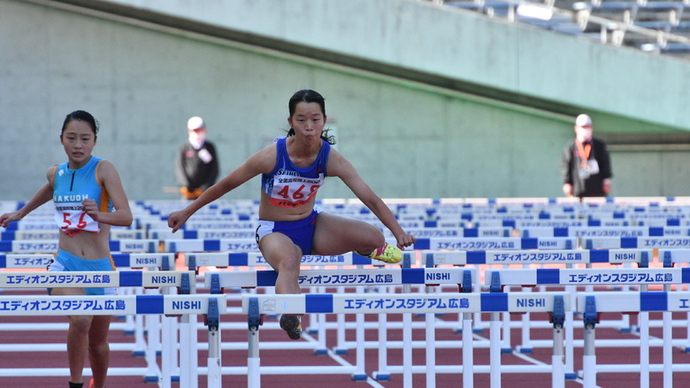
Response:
[261,137,330,208]
[52,156,113,236]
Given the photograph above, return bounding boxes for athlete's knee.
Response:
[277,253,302,274]
[69,316,93,333]
[88,340,110,358]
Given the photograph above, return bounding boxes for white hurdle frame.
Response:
[204,265,474,385]
[577,291,690,388]
[489,266,690,388]
[0,263,196,388]
[420,247,653,379]
[0,293,226,386]
[241,292,570,388]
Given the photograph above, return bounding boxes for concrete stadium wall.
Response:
[98,0,690,133]
[1,0,689,202]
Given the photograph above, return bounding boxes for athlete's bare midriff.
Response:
[57,223,112,260]
[257,192,317,222]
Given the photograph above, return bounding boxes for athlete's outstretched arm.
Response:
[168,145,275,232]
[0,166,56,227]
[327,150,416,249]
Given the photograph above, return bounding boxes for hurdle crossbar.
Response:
[412,237,577,250]
[205,267,474,290]
[240,292,569,388]
[0,293,225,316]
[0,270,195,289]
[419,248,651,266]
[185,251,379,268]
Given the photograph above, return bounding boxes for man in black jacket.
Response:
[560,114,612,198]
[175,116,219,200]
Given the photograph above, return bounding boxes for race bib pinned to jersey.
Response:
[54,202,100,236]
[268,171,324,208]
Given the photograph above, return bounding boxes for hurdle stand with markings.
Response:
[185,251,396,353]
[0,270,216,388]
[487,264,690,388]
[418,247,588,366]
[241,291,570,388]
[0,252,176,365]
[476,248,652,378]
[204,260,475,384]
[577,291,690,388]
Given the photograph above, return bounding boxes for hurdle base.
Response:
[132,350,146,357]
[373,372,390,382]
[501,348,513,354]
[565,373,577,380]
[314,349,328,355]
[352,373,368,381]
[685,347,690,353]
[518,347,533,354]
[333,347,349,355]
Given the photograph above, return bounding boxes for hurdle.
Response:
[0,239,158,254]
[0,266,195,387]
[0,292,225,387]
[411,236,577,250]
[205,265,473,382]
[240,291,569,388]
[585,236,690,250]
[488,265,690,388]
[577,291,690,388]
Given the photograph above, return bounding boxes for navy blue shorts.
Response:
[255,209,319,255]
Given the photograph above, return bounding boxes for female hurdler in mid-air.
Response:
[168,89,416,339]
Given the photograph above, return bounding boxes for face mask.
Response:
[576,128,592,143]
[189,131,206,149]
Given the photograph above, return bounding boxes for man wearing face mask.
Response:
[175,116,219,200]
[560,114,612,198]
